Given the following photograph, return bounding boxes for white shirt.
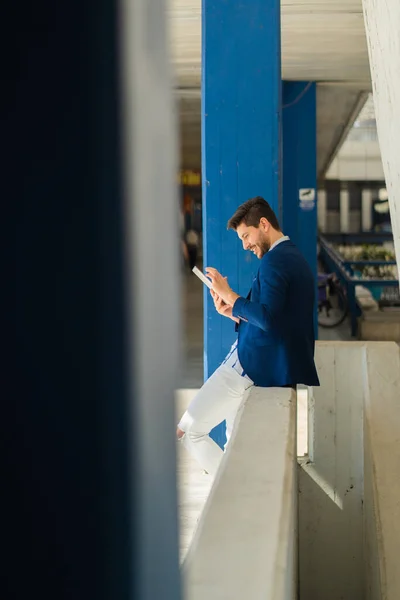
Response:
[223,341,253,382]
[269,235,290,252]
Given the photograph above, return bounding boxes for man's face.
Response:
[236,220,271,259]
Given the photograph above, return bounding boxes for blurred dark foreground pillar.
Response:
[5,1,181,598]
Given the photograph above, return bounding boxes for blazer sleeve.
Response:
[231,258,288,332]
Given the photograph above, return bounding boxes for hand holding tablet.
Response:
[192,266,213,289]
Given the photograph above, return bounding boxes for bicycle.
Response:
[317,273,348,328]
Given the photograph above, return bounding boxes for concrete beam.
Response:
[318,87,369,179]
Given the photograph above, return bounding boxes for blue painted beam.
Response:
[202,0,281,445]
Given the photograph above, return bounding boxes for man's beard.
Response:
[258,237,271,257]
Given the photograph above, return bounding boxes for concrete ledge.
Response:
[183,387,297,600]
[363,342,400,600]
[358,317,400,342]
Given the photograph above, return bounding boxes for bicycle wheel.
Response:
[318,281,348,328]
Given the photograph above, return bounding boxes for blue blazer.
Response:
[232,240,319,387]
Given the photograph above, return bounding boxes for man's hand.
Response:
[206,267,240,306]
[210,289,239,323]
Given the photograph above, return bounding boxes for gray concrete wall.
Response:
[363,343,400,600]
[299,342,365,600]
[362,0,400,277]
[299,341,400,600]
[183,388,297,600]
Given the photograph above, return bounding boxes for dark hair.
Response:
[227,196,281,231]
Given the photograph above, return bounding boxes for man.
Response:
[177,196,319,477]
[185,228,200,269]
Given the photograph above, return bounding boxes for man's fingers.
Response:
[205,268,228,287]
[205,267,219,278]
[213,296,225,310]
[212,294,222,309]
[211,290,221,303]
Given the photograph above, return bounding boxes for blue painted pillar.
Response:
[202,0,281,445]
[282,81,318,333]
[282,82,317,280]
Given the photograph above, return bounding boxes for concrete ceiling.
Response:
[168,0,372,178]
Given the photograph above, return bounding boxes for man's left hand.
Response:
[205,267,240,306]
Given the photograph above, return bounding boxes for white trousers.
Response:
[177,345,254,477]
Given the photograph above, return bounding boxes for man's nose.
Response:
[243,240,250,250]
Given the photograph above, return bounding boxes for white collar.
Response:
[269,235,290,252]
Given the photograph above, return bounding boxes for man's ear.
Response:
[259,217,270,232]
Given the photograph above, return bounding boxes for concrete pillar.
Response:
[120,0,182,597]
[340,188,350,233]
[318,189,328,233]
[282,82,317,281]
[202,0,281,445]
[362,0,400,282]
[7,0,181,598]
[362,188,373,231]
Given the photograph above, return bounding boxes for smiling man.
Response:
[177,196,319,477]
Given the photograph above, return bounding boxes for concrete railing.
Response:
[300,341,400,600]
[181,341,400,600]
[182,387,297,600]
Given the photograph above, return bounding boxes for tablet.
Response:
[192,266,213,290]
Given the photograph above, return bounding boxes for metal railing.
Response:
[318,234,399,336]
